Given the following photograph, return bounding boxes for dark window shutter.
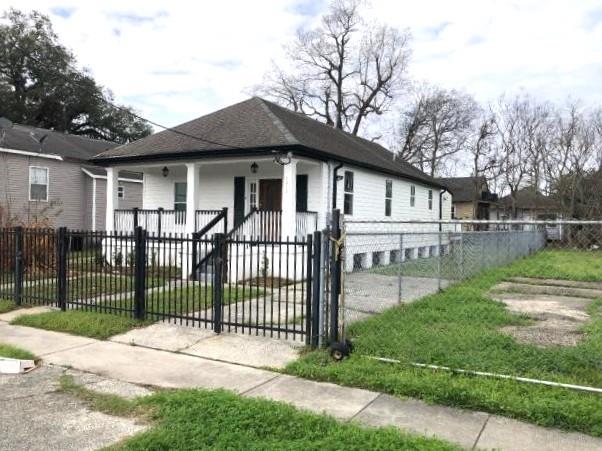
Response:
[296,174,308,212]
[233,177,246,226]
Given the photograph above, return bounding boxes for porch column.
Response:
[185,162,200,235]
[281,158,298,239]
[318,161,329,229]
[105,167,119,231]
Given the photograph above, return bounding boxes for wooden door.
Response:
[259,179,282,211]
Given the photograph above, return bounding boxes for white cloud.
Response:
[3,0,602,128]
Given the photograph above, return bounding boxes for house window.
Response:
[118,185,125,199]
[344,171,354,215]
[410,185,415,207]
[174,182,187,212]
[385,179,393,217]
[428,190,433,210]
[29,166,48,201]
[249,181,257,210]
[451,205,456,219]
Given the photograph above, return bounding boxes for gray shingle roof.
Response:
[0,121,118,160]
[93,97,444,188]
[437,176,488,202]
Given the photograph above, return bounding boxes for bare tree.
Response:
[397,86,478,176]
[254,0,411,135]
[492,94,554,217]
[545,101,597,218]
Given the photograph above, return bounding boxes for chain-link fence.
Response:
[338,219,602,386]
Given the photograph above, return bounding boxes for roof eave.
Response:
[92,143,447,190]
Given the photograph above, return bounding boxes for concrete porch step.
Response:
[492,281,602,299]
[505,277,602,291]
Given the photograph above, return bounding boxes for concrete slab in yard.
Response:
[0,366,145,451]
[110,322,215,351]
[0,322,95,356]
[477,414,602,451]
[507,277,602,290]
[0,364,64,401]
[0,306,56,323]
[354,395,488,449]
[45,340,277,393]
[243,374,379,419]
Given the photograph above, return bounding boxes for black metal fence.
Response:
[0,226,329,344]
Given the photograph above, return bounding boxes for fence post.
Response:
[134,226,146,320]
[57,227,68,311]
[311,231,322,347]
[14,226,23,306]
[212,233,225,333]
[133,207,139,229]
[191,232,199,281]
[397,233,403,304]
[222,207,228,234]
[437,231,442,291]
[157,207,163,238]
[305,233,313,346]
[329,209,341,344]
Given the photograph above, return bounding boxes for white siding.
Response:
[335,164,445,222]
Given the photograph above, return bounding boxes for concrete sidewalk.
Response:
[1,322,601,450]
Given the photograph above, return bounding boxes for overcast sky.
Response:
[3,0,602,128]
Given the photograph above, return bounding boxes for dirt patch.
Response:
[491,285,594,348]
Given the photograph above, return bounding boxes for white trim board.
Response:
[0,146,63,161]
[81,167,143,184]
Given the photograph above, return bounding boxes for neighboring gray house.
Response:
[0,119,143,230]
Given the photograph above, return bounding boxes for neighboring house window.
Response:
[29,166,48,201]
[118,185,125,199]
[174,182,187,211]
[344,171,354,215]
[410,185,415,207]
[385,179,393,217]
[428,190,433,210]
[249,181,257,210]
[451,205,456,219]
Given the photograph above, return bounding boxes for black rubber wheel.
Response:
[330,341,351,361]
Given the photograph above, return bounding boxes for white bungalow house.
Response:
[92,97,452,278]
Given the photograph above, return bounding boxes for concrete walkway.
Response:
[1,322,601,450]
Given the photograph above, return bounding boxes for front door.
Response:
[259,179,282,211]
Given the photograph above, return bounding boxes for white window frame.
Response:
[428,190,433,210]
[248,179,258,211]
[343,171,354,216]
[29,166,49,202]
[118,185,125,199]
[385,179,393,217]
[410,185,416,207]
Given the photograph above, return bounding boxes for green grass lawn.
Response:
[21,274,165,301]
[0,298,17,313]
[288,249,602,437]
[57,375,458,451]
[123,284,265,319]
[11,310,150,340]
[0,342,36,360]
[10,284,265,338]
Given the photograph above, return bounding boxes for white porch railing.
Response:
[115,209,222,235]
[229,210,318,240]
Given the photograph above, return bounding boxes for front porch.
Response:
[105,156,328,239]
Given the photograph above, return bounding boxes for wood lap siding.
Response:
[0,153,86,228]
[335,164,444,221]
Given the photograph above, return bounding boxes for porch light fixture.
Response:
[161,166,169,177]
[250,162,258,174]
[273,151,293,166]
